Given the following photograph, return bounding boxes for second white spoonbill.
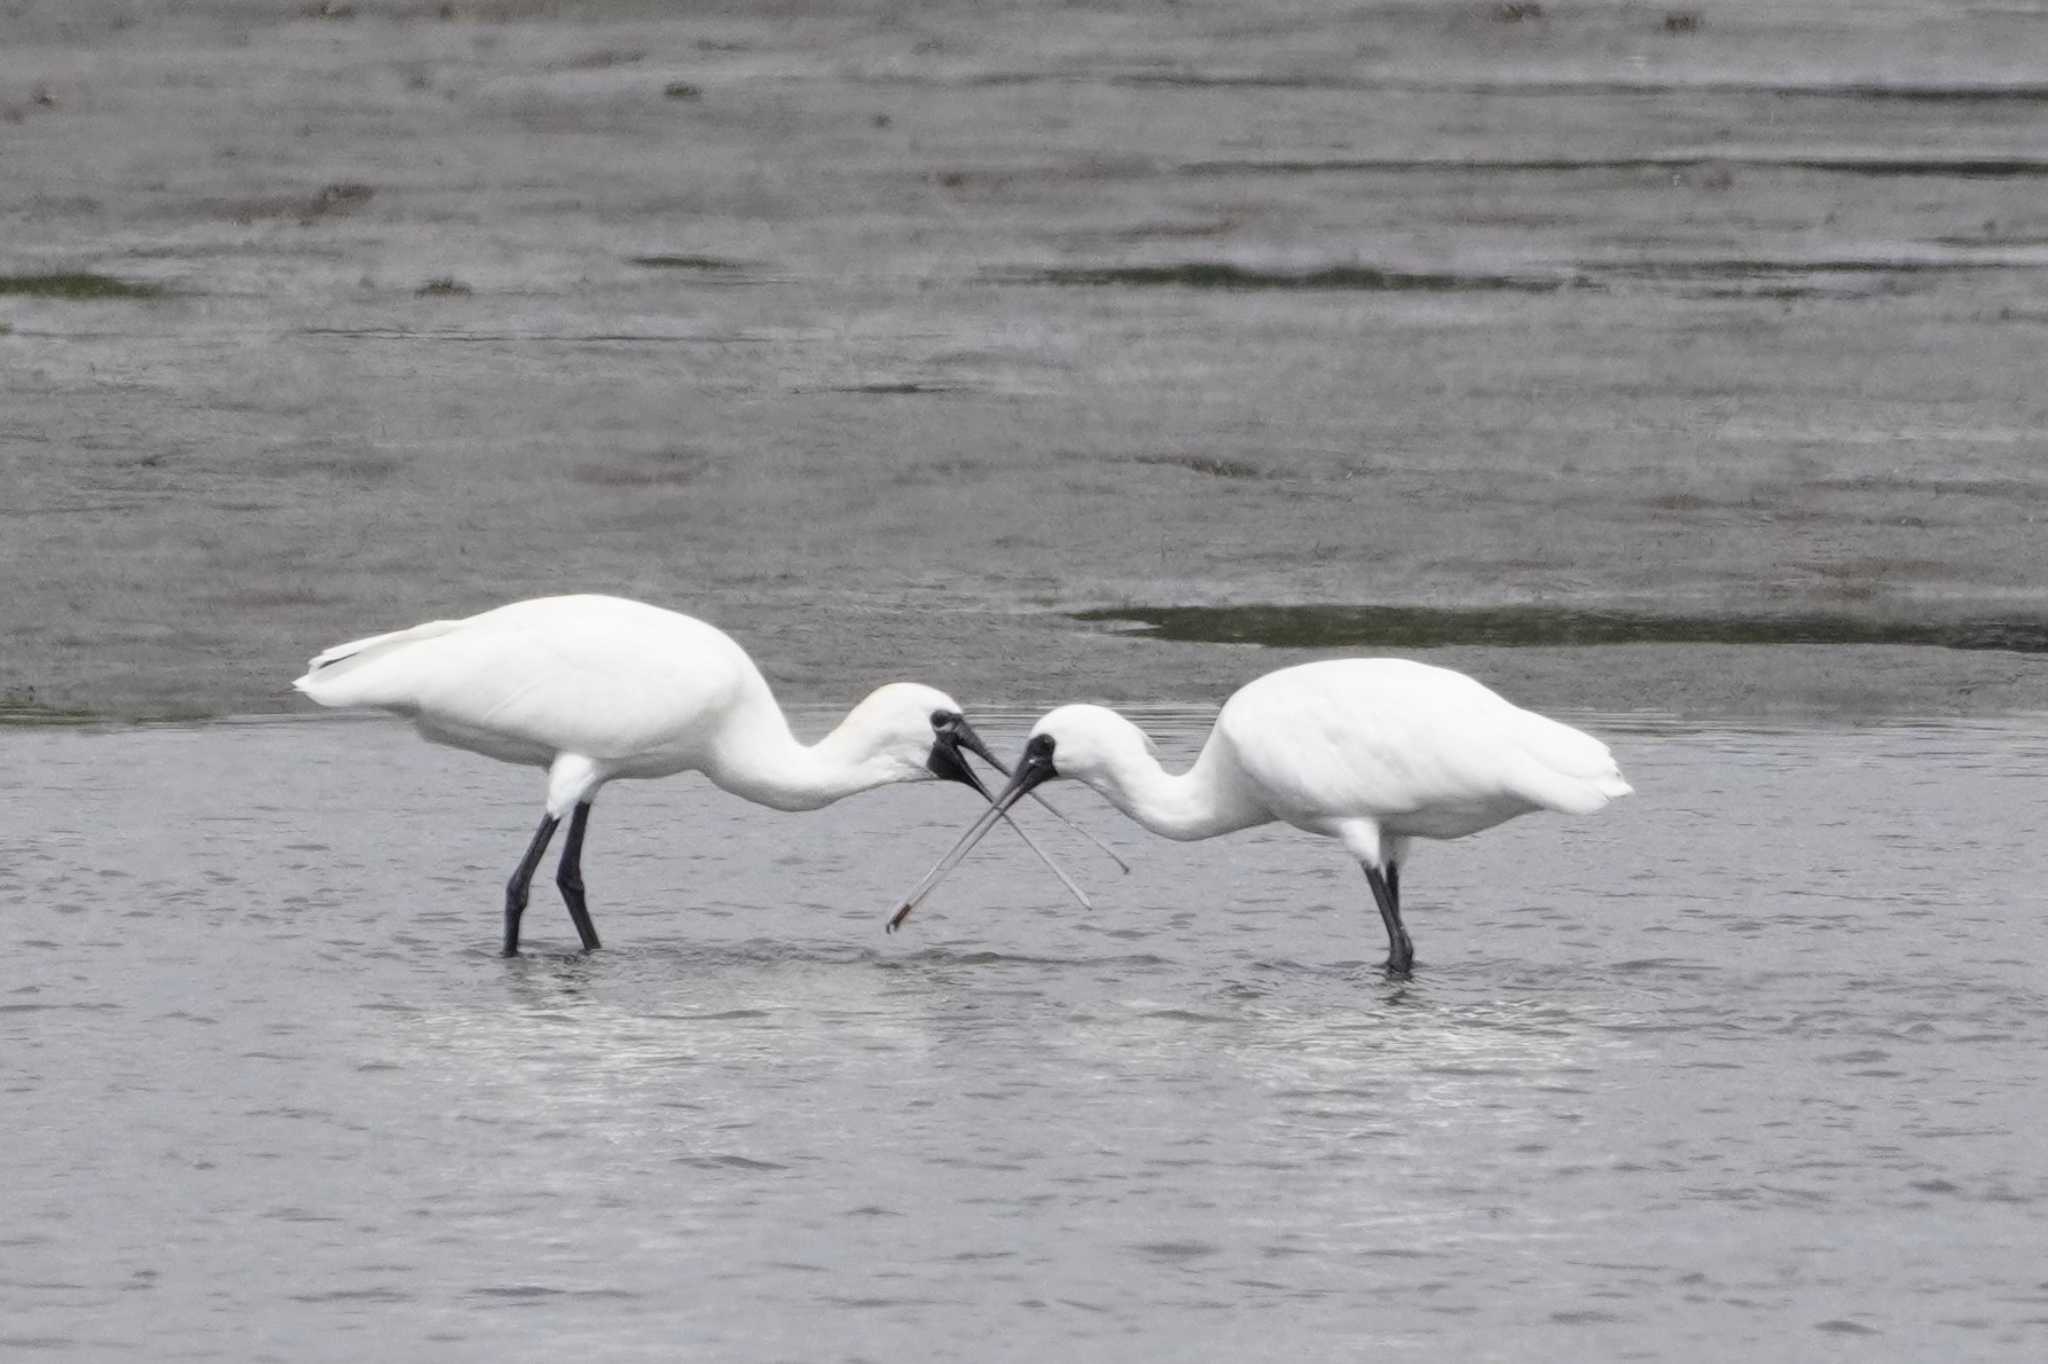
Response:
[294,594,1077,955]
[887,657,1632,973]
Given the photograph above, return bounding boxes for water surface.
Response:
[6,711,2046,1360]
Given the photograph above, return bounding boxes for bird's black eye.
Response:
[930,709,958,731]
[1028,733,1055,759]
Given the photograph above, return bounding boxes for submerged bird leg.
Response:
[1363,865,1414,976]
[504,814,561,957]
[554,801,601,951]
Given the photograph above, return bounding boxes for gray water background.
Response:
[6,710,2047,1360]
[6,0,2048,717]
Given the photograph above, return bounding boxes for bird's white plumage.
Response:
[294,594,957,813]
[889,658,1628,968]
[1031,659,1627,946]
[1033,659,1628,847]
[1212,658,1630,840]
[297,594,1099,955]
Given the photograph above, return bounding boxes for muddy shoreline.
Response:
[3,2,2045,722]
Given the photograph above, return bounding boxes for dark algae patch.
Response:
[825,381,962,394]
[1011,254,2048,304]
[0,691,98,726]
[1004,263,1568,292]
[1130,453,1267,479]
[0,272,164,299]
[1075,604,2048,653]
[1177,154,2048,179]
[1610,258,2030,278]
[629,254,746,271]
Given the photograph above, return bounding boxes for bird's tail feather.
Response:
[1504,711,1632,814]
[1506,745,1632,816]
[1516,763,1630,815]
[293,619,461,704]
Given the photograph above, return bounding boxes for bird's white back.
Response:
[1216,658,1629,831]
[294,595,770,773]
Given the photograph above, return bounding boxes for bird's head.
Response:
[841,682,1003,792]
[1018,704,1160,796]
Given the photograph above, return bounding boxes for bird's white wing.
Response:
[299,618,464,676]
[1220,659,1626,821]
[296,596,755,761]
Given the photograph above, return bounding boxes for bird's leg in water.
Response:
[504,814,560,956]
[1363,865,1413,976]
[555,801,601,951]
[1387,860,1400,914]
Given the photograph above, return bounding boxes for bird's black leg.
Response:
[555,801,601,951]
[1387,860,1400,914]
[504,814,560,957]
[1363,864,1414,976]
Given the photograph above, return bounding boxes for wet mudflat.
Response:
[4,0,2048,717]
[5,711,2047,1361]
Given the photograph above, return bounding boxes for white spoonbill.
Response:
[294,594,1073,956]
[887,658,1632,974]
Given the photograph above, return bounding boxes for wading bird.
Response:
[294,594,1079,955]
[887,658,1631,974]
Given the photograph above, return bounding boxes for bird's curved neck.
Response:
[1093,741,1266,842]
[709,694,898,812]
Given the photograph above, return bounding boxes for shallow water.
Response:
[7,711,2047,1360]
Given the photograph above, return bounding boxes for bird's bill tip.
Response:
[883,754,1061,931]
